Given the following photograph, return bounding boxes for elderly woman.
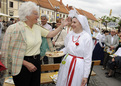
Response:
[1,1,68,86]
[56,10,93,86]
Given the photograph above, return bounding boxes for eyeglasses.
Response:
[32,13,39,16]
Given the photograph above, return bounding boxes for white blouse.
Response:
[64,30,93,78]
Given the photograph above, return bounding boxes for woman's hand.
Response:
[102,46,104,48]
[112,58,115,62]
[61,17,71,27]
[23,60,37,72]
[81,78,87,86]
[52,41,55,46]
[110,46,114,50]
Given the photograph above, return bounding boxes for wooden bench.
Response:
[93,60,101,66]
[4,60,101,86]
[41,63,60,84]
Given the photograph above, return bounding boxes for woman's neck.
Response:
[25,21,33,29]
[74,29,83,34]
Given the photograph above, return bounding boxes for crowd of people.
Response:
[0,1,121,86]
[92,27,121,78]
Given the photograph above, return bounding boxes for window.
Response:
[60,14,62,18]
[63,15,65,18]
[52,12,54,15]
[42,10,44,13]
[9,1,13,8]
[47,11,49,15]
[9,10,14,16]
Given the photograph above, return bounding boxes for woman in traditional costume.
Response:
[56,9,93,86]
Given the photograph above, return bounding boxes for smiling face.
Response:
[26,10,39,25]
[111,30,116,36]
[41,16,47,25]
[71,17,83,33]
[56,18,61,28]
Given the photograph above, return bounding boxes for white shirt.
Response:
[114,47,121,56]
[111,36,114,45]
[42,23,53,31]
[99,34,105,47]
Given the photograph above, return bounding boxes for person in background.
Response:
[115,32,121,51]
[92,27,101,46]
[92,27,102,62]
[40,15,53,64]
[1,1,69,86]
[106,48,121,77]
[6,18,14,27]
[115,29,118,36]
[41,15,53,32]
[65,17,72,34]
[98,30,109,64]
[56,9,93,86]
[0,18,3,38]
[102,29,119,70]
[52,18,67,63]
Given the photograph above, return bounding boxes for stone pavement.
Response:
[89,65,121,86]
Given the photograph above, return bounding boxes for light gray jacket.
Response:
[104,35,119,50]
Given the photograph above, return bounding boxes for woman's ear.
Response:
[26,16,29,20]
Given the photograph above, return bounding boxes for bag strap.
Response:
[55,31,62,42]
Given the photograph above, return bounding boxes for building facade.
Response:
[0,0,103,29]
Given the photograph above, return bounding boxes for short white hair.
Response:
[41,15,49,20]
[19,1,39,21]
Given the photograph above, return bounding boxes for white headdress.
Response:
[68,8,91,36]
[94,27,99,32]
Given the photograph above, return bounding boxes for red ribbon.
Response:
[94,40,97,45]
[66,54,83,86]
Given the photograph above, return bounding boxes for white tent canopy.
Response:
[0,13,19,19]
[12,16,19,18]
[0,13,9,17]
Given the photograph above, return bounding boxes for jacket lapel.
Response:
[17,21,26,43]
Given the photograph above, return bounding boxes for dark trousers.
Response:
[43,56,48,64]
[107,60,116,70]
[13,55,42,86]
[54,57,62,64]
[54,57,62,72]
[103,52,111,68]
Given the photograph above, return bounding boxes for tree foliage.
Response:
[100,15,120,28]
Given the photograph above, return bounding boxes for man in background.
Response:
[103,29,119,69]
[0,18,3,38]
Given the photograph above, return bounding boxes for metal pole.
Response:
[6,0,8,21]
